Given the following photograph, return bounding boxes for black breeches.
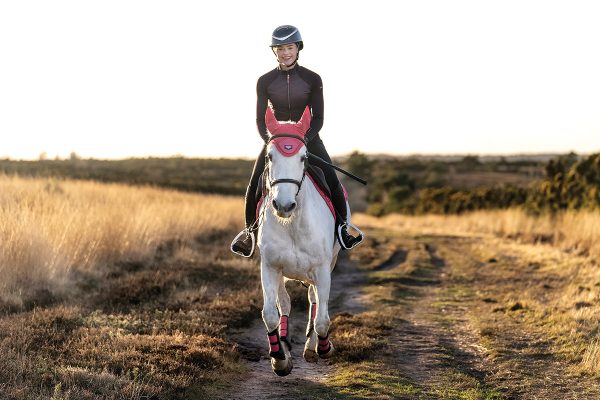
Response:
[244,146,266,227]
[244,136,347,228]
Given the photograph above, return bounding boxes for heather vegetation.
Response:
[343,151,600,216]
[0,151,549,213]
[0,157,253,195]
[3,151,599,218]
[0,175,255,399]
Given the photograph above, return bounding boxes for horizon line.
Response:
[0,149,592,162]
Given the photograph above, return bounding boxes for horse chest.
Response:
[257,181,336,282]
[262,244,328,270]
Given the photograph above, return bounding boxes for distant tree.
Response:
[344,151,373,181]
[70,152,81,161]
[561,151,579,167]
[458,155,481,170]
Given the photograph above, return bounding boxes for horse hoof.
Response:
[318,341,335,359]
[271,341,293,376]
[271,356,293,376]
[303,348,319,363]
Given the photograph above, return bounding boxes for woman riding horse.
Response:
[231,25,363,257]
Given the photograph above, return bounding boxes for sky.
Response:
[1,0,599,160]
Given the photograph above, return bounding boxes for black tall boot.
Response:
[330,185,363,250]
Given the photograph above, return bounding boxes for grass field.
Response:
[0,174,242,308]
[3,174,600,398]
[355,210,600,378]
[355,208,600,259]
[0,175,255,399]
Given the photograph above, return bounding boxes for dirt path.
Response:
[218,231,600,399]
[220,253,366,400]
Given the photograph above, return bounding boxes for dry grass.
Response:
[355,208,600,258]
[0,175,259,399]
[0,174,242,308]
[356,210,600,378]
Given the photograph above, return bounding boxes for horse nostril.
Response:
[272,199,279,211]
[287,202,297,212]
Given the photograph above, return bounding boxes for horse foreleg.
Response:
[277,278,291,350]
[314,268,335,359]
[261,265,293,376]
[303,284,319,362]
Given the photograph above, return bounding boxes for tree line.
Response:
[3,151,597,216]
[343,151,599,215]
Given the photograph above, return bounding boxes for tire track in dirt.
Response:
[382,239,495,397]
[437,237,600,399]
[374,248,408,271]
[220,253,366,400]
[391,236,600,399]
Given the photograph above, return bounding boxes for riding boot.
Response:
[231,181,260,257]
[231,147,265,258]
[330,184,364,249]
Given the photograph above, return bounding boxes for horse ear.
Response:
[265,106,280,135]
[298,106,311,134]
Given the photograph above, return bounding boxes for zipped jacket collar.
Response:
[277,63,299,74]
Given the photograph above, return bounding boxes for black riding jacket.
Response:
[256,64,324,143]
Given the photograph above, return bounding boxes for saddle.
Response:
[255,164,348,221]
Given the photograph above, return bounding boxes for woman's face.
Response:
[275,44,298,68]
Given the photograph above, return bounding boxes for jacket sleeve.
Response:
[256,77,269,143]
[304,73,324,142]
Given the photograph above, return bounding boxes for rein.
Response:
[267,134,367,186]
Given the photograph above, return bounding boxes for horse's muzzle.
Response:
[272,199,296,218]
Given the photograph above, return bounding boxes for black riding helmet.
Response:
[270,25,303,50]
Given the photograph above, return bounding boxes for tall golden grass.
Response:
[0,174,242,304]
[354,208,600,259]
[355,208,600,375]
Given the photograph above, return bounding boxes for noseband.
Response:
[266,134,308,196]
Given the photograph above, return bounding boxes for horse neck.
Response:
[292,175,324,225]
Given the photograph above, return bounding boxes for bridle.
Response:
[265,134,308,197]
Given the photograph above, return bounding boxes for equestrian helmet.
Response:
[270,25,303,50]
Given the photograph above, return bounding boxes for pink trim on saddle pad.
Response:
[306,177,349,221]
[256,196,264,220]
[342,184,349,200]
[307,174,336,220]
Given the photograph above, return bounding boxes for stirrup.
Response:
[230,229,256,258]
[337,222,364,250]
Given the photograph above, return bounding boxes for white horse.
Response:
[257,106,347,376]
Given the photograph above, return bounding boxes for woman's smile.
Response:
[276,44,298,69]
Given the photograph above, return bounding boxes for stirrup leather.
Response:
[230,229,256,258]
[337,222,364,250]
